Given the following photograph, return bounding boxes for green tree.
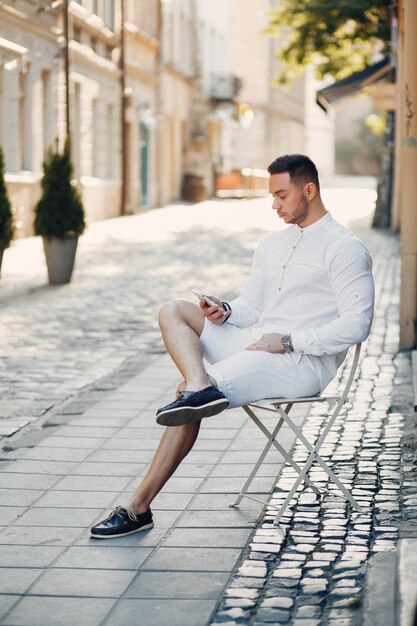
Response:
[0,146,14,249]
[34,140,85,239]
[267,0,391,84]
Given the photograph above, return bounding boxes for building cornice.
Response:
[0,36,27,57]
[164,63,193,86]
[70,1,118,45]
[124,22,159,52]
[70,40,119,78]
[0,4,60,43]
[125,60,159,87]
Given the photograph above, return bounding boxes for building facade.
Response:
[0,0,162,237]
[67,0,122,220]
[158,0,233,205]
[0,0,234,237]
[0,0,60,237]
[227,0,334,177]
[0,0,335,240]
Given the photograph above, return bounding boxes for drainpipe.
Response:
[63,0,70,145]
[399,0,417,349]
[155,0,164,208]
[119,0,127,215]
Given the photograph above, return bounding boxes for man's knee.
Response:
[158,298,202,330]
[158,299,180,327]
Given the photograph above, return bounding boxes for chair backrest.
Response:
[339,343,361,405]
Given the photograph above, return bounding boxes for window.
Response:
[92,98,99,177]
[18,70,27,170]
[73,26,81,43]
[146,0,156,36]
[41,70,52,160]
[92,0,104,18]
[103,0,115,30]
[73,82,81,178]
[107,103,113,179]
[105,45,113,61]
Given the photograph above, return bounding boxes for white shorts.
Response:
[200,320,321,408]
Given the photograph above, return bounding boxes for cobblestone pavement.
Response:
[0,199,269,438]
[1,187,416,625]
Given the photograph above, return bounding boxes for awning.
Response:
[316,57,393,112]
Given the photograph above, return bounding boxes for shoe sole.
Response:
[90,522,154,539]
[156,398,229,427]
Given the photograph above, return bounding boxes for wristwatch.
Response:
[281,334,294,353]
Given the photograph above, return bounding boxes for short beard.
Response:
[288,196,309,226]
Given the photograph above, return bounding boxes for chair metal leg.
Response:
[231,403,320,509]
[273,404,364,518]
[273,448,318,524]
[248,405,321,495]
[230,409,285,507]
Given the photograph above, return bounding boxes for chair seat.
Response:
[249,394,341,406]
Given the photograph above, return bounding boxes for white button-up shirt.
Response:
[227,212,375,390]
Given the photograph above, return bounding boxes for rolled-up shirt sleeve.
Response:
[291,238,374,355]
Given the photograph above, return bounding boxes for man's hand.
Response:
[199,295,231,325]
[246,333,285,354]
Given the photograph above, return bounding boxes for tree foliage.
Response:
[267,0,391,83]
[34,140,85,239]
[0,146,14,249]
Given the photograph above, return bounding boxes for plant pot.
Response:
[42,236,78,285]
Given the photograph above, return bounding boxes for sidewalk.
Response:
[0,186,416,626]
[0,354,308,626]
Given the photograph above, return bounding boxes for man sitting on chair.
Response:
[91,153,375,538]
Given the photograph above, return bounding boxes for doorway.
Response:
[140,120,150,207]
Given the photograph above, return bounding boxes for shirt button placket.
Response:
[279,235,300,292]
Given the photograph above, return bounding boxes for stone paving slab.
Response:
[362,552,396,626]
[125,571,230,598]
[399,539,417,626]
[1,596,115,626]
[105,598,217,626]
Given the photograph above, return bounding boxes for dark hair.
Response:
[267,154,320,190]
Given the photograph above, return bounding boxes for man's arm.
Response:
[291,238,375,355]
[225,247,264,328]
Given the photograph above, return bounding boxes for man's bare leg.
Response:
[126,298,213,513]
[126,421,200,513]
[158,298,211,391]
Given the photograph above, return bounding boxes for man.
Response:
[91,154,375,538]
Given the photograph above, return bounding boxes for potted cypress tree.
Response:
[34,140,85,284]
[0,146,14,280]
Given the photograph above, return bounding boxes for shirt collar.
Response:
[295,211,332,234]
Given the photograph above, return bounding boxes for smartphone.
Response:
[190,289,218,307]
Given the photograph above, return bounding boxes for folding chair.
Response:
[230,343,363,524]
